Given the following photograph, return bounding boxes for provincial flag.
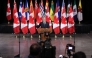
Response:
[40,0,45,17]
[77,0,83,21]
[25,0,29,21]
[19,0,22,20]
[50,0,54,21]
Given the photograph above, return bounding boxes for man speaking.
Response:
[36,16,49,28]
[36,15,50,41]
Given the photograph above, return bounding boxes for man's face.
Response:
[43,17,46,23]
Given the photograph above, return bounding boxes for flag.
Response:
[21,4,28,34]
[40,0,45,17]
[29,0,36,34]
[36,5,42,25]
[68,4,75,34]
[73,0,77,21]
[13,0,20,34]
[57,0,61,20]
[19,0,22,20]
[61,0,68,34]
[66,0,70,18]
[25,0,29,21]
[50,0,54,21]
[6,0,11,21]
[53,2,60,34]
[45,0,52,28]
[78,0,83,21]
[34,0,38,20]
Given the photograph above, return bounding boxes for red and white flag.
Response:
[61,0,68,34]
[53,4,60,34]
[13,0,20,34]
[6,0,11,21]
[45,0,52,28]
[34,0,38,20]
[21,4,28,34]
[29,0,36,34]
[36,5,42,25]
[68,5,75,34]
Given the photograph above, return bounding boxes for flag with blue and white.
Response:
[57,0,61,20]
[25,0,29,21]
[40,0,45,17]
[19,0,22,20]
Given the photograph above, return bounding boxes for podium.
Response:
[37,28,52,41]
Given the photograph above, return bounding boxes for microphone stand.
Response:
[14,33,20,58]
[18,33,20,58]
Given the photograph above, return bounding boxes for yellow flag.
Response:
[50,0,54,21]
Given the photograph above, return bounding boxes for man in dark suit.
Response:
[36,16,49,28]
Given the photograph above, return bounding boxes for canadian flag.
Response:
[36,5,42,25]
[6,0,11,20]
[21,4,28,34]
[34,0,38,20]
[53,4,60,34]
[68,5,75,34]
[61,0,68,34]
[45,0,52,28]
[13,0,20,34]
[29,0,36,34]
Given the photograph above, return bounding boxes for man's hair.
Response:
[73,51,86,58]
[29,43,41,56]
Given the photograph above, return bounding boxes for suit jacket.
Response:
[36,22,49,28]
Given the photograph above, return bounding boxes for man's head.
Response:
[42,16,46,24]
[73,51,86,58]
[29,43,41,56]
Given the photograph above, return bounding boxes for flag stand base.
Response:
[70,35,72,40]
[31,35,33,40]
[8,21,10,25]
[16,35,18,39]
[62,35,64,40]
[23,35,25,39]
[55,35,57,40]
[39,35,40,40]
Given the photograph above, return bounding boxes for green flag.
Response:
[50,0,54,21]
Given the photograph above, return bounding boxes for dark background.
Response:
[0,0,92,24]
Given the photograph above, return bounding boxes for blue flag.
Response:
[19,0,22,20]
[25,0,29,21]
[57,0,60,20]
